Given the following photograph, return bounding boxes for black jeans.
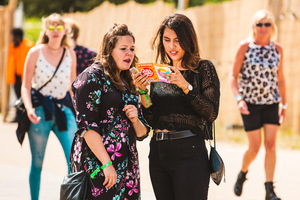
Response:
[149,135,210,200]
[14,75,22,99]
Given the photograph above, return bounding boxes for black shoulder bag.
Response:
[60,138,90,200]
[15,48,66,145]
[209,123,225,185]
[196,71,225,185]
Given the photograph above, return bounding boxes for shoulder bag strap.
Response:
[196,72,217,148]
[36,48,66,92]
[213,122,216,148]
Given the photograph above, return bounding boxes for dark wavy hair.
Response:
[152,13,201,71]
[95,24,138,93]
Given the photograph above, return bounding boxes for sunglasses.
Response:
[256,22,272,27]
[48,25,64,31]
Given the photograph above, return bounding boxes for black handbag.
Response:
[15,48,66,145]
[60,170,88,200]
[209,123,225,185]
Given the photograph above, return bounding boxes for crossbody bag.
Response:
[16,47,66,145]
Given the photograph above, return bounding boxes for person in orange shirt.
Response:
[6,28,35,121]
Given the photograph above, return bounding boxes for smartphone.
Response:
[129,67,139,75]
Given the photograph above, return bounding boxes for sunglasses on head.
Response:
[48,25,64,31]
[256,22,272,27]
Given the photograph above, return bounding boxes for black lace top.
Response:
[142,60,220,139]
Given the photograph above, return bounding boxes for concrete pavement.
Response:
[0,116,299,200]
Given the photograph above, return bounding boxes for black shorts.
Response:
[241,103,280,131]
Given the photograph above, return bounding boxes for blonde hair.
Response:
[249,10,278,41]
[37,13,70,47]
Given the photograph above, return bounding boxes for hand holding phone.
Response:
[129,67,139,76]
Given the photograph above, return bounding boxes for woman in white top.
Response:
[21,13,77,200]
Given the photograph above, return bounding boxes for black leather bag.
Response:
[15,89,40,145]
[210,145,225,185]
[209,123,225,185]
[15,97,25,112]
[60,170,88,200]
[16,108,30,144]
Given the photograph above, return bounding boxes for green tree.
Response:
[17,0,231,18]
[135,0,156,4]
[22,0,104,17]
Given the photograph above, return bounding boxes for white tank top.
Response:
[32,47,72,99]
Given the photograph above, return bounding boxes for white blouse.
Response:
[32,47,72,99]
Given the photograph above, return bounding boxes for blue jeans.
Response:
[28,105,77,200]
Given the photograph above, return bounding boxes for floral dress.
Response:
[70,63,149,200]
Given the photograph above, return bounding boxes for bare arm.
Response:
[133,73,152,108]
[21,46,41,124]
[83,130,117,189]
[69,47,77,98]
[229,42,248,97]
[229,41,250,115]
[275,43,286,124]
[139,91,152,108]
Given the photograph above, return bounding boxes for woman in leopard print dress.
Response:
[229,10,286,200]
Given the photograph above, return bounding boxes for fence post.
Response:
[0,0,17,121]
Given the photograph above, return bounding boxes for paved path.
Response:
[0,117,299,200]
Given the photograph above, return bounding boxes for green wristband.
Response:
[138,88,152,106]
[90,168,100,179]
[101,161,112,170]
[138,88,148,95]
[145,94,152,106]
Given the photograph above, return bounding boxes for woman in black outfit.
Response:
[133,13,220,200]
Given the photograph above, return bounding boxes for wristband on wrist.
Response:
[101,161,112,170]
[138,88,152,106]
[280,103,288,109]
[90,167,100,179]
[138,88,148,95]
[235,94,243,103]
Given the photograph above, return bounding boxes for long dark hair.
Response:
[152,13,201,71]
[95,24,138,93]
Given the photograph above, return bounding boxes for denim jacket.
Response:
[32,89,74,131]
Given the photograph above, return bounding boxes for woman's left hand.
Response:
[166,66,189,91]
[123,105,138,123]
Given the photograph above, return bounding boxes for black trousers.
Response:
[14,75,22,99]
[149,135,210,200]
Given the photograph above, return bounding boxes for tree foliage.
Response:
[22,0,105,17]
[0,0,8,5]
[0,0,230,17]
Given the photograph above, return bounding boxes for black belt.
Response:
[153,130,196,141]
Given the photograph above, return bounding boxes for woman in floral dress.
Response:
[70,24,150,200]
